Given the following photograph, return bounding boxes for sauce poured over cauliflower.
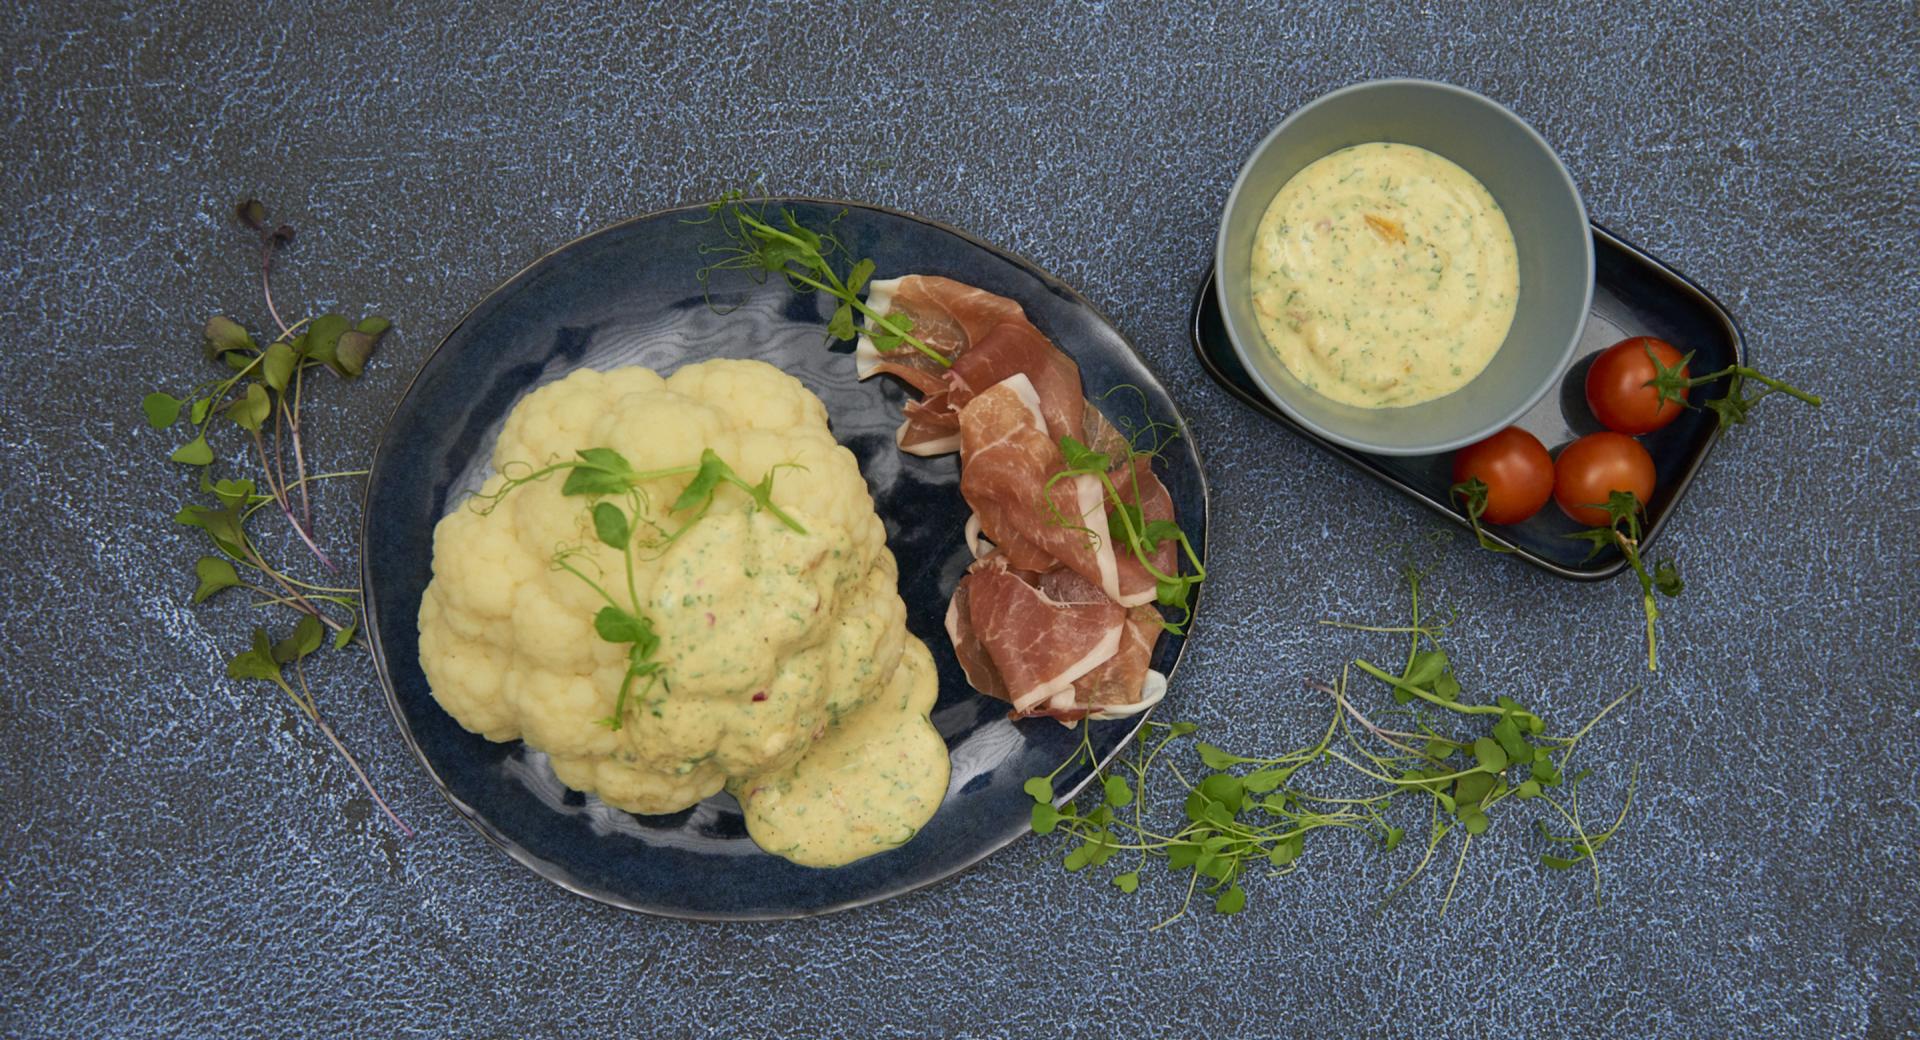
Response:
[418,360,948,867]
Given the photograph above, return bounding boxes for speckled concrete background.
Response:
[3,2,1915,1037]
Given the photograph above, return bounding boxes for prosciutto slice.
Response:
[857,273,1192,721]
[946,560,1166,721]
[950,556,1125,713]
[856,275,1086,455]
[957,374,1126,605]
[855,276,1024,397]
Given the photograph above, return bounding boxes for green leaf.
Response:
[867,313,916,352]
[1242,767,1290,793]
[592,502,630,549]
[1472,736,1508,772]
[1030,802,1061,835]
[174,505,246,556]
[593,607,650,645]
[261,341,298,391]
[672,449,733,512]
[305,313,349,370]
[846,258,875,295]
[190,397,212,424]
[1455,771,1494,808]
[191,556,242,603]
[1022,776,1053,803]
[229,383,271,432]
[225,629,282,683]
[142,392,183,428]
[826,301,856,342]
[1462,811,1490,835]
[1213,885,1247,915]
[333,331,377,377]
[1057,435,1111,473]
[1195,742,1241,769]
[561,448,637,496]
[355,315,392,337]
[212,478,257,510]
[1381,825,1405,852]
[1103,774,1133,807]
[333,622,357,650]
[203,316,255,360]
[1168,721,1198,736]
[1111,870,1140,894]
[1403,649,1447,688]
[1063,844,1093,872]
[1492,716,1529,763]
[1516,779,1542,799]
[1198,772,1243,807]
[1432,670,1462,701]
[272,614,325,664]
[1166,841,1200,870]
[169,434,215,466]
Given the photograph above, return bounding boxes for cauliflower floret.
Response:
[417,360,945,858]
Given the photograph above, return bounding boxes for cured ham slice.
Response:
[956,557,1125,713]
[856,275,1086,455]
[946,559,1167,722]
[957,374,1129,606]
[858,273,1195,721]
[1072,606,1165,709]
[855,276,1024,397]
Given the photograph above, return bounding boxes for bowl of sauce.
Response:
[1216,79,1593,455]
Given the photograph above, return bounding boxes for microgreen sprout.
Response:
[469,446,806,729]
[1026,568,1637,924]
[145,199,405,835]
[692,193,945,366]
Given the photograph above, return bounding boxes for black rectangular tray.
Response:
[1189,222,1745,580]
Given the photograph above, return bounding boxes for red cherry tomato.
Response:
[1554,432,1656,526]
[1586,336,1689,435]
[1450,427,1555,525]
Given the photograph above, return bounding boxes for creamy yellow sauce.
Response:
[734,639,946,867]
[1250,142,1519,408]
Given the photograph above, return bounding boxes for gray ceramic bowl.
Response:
[1215,79,1594,455]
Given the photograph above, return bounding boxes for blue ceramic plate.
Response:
[362,199,1208,920]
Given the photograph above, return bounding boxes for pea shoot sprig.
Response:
[145,199,408,836]
[692,193,945,366]
[1026,569,1637,926]
[472,446,805,729]
[1567,492,1682,671]
[1046,433,1207,632]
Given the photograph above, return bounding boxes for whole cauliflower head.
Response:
[418,360,944,855]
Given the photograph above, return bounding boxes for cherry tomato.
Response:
[1554,432,1656,526]
[1586,336,1688,435]
[1450,427,1555,525]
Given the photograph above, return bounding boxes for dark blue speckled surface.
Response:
[3,2,1915,1037]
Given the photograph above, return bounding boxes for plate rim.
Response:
[358,196,1213,920]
